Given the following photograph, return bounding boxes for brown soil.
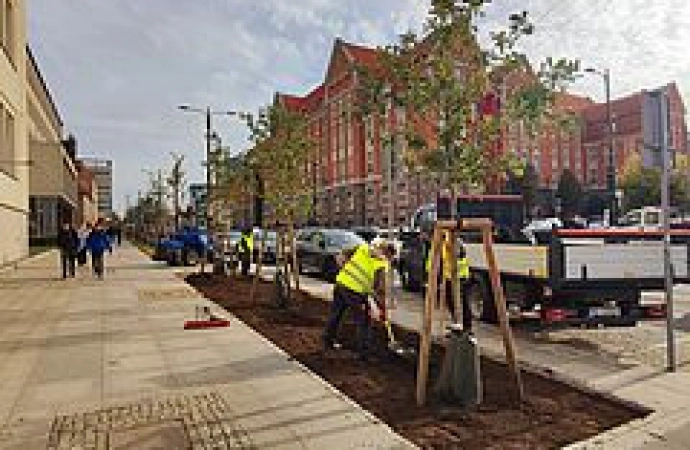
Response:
[187,274,647,449]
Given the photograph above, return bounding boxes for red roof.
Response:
[342,41,380,69]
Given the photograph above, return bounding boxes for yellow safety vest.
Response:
[241,234,254,253]
[425,232,470,280]
[336,244,389,295]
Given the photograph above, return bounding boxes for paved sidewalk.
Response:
[0,244,414,449]
[258,266,690,449]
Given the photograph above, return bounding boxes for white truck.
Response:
[464,229,688,328]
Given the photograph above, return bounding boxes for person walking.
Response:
[323,242,396,361]
[87,220,112,279]
[57,221,79,279]
[76,223,90,267]
[237,228,254,277]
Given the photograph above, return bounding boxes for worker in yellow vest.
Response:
[324,242,396,360]
[237,227,254,277]
[425,231,473,331]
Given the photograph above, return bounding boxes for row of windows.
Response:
[0,0,16,65]
[0,101,16,177]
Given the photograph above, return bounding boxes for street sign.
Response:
[642,89,673,169]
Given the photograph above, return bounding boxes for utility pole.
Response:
[604,69,617,226]
[205,107,212,231]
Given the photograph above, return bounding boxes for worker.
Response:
[237,227,254,277]
[323,242,396,361]
[425,231,473,331]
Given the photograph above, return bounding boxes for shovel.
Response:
[383,318,416,358]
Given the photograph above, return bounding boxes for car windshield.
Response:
[326,231,364,248]
[255,231,277,242]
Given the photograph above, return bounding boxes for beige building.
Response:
[27,47,78,244]
[0,0,29,265]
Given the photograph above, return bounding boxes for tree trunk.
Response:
[287,220,300,292]
[250,229,266,304]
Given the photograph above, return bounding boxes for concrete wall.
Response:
[0,0,29,265]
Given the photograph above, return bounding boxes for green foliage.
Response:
[244,103,316,226]
[357,0,579,192]
[556,169,583,217]
[619,153,690,212]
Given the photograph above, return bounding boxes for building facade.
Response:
[278,39,435,229]
[581,83,687,189]
[80,158,112,219]
[27,47,78,244]
[76,160,98,226]
[0,0,29,265]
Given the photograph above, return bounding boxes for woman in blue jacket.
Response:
[87,220,112,279]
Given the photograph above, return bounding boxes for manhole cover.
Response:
[138,287,197,301]
[110,420,188,449]
[47,392,254,449]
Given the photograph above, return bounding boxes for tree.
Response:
[506,161,539,219]
[619,152,690,213]
[357,0,579,198]
[244,102,317,299]
[167,153,186,229]
[556,169,583,218]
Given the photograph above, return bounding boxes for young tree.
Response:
[357,0,579,199]
[556,169,583,218]
[245,102,316,300]
[167,153,186,230]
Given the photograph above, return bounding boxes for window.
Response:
[1,0,14,64]
[0,101,15,177]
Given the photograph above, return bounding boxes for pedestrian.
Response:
[87,219,112,279]
[76,223,90,267]
[323,242,396,361]
[57,221,79,279]
[237,227,254,277]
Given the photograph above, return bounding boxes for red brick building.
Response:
[580,82,687,189]
[277,38,435,228]
[273,38,687,225]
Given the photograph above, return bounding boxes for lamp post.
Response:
[585,67,616,225]
[178,105,238,230]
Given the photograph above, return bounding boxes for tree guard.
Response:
[415,219,523,406]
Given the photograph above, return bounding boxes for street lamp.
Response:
[585,67,616,225]
[177,105,239,230]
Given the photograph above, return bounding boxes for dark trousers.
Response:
[324,284,371,357]
[92,253,105,278]
[443,279,473,331]
[239,252,251,276]
[423,277,473,331]
[60,250,76,278]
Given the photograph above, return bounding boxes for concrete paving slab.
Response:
[0,245,415,449]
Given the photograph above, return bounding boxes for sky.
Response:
[28,0,690,215]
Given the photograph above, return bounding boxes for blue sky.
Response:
[28,0,690,214]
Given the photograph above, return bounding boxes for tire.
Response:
[185,250,199,266]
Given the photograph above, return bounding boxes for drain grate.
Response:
[47,392,254,449]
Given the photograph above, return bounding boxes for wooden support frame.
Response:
[415,219,524,406]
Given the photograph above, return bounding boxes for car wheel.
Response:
[185,250,199,266]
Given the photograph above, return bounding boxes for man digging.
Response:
[323,242,396,361]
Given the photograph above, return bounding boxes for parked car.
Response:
[352,226,382,243]
[253,230,278,264]
[161,226,213,266]
[296,228,364,281]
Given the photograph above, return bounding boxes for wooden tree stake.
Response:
[416,227,443,406]
[481,227,524,402]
